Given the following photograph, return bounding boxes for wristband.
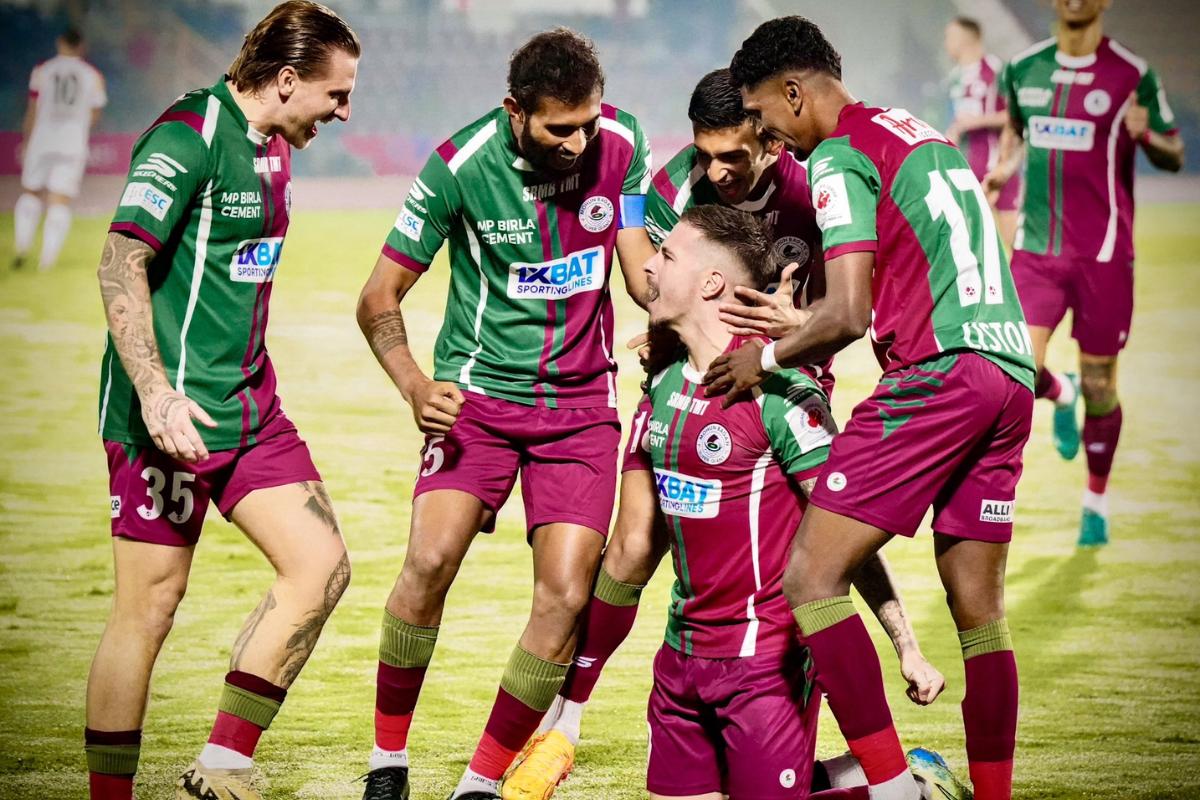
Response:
[760,341,782,373]
[1139,129,1152,145]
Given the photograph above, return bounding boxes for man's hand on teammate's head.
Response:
[703,339,768,407]
[900,649,946,706]
[140,386,217,464]
[409,379,465,434]
[1123,91,1150,142]
[719,262,811,339]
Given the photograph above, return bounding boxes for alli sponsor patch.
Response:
[979,499,1014,523]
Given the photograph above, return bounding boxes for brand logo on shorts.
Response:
[654,468,722,519]
[1028,116,1096,152]
[1084,89,1112,116]
[229,237,284,283]
[579,195,614,233]
[980,499,1013,523]
[696,423,732,465]
[826,471,848,493]
[119,182,173,221]
[772,236,811,267]
[507,245,602,299]
[110,495,121,519]
[779,769,797,788]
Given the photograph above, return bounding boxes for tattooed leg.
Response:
[226,482,350,687]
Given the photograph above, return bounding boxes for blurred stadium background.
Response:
[2,2,1199,799]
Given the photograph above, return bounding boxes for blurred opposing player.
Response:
[712,16,1036,800]
[640,206,965,800]
[86,5,359,799]
[505,70,944,800]
[12,28,106,271]
[985,0,1184,546]
[356,28,652,800]
[943,17,1020,247]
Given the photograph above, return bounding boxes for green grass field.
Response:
[1,204,1198,799]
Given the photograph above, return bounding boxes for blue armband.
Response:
[619,194,646,229]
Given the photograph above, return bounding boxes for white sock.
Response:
[39,203,72,269]
[1053,371,1076,408]
[550,698,584,746]
[450,768,498,798]
[536,694,565,735]
[198,742,253,770]
[368,746,408,772]
[821,751,867,787]
[14,192,43,255]
[868,770,922,800]
[1083,489,1108,517]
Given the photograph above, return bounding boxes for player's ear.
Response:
[784,77,803,113]
[763,134,785,157]
[502,96,525,123]
[700,269,727,301]
[277,65,299,100]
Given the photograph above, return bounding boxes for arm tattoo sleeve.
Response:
[97,233,169,397]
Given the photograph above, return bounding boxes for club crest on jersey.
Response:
[119,182,173,221]
[230,237,284,283]
[772,236,810,266]
[579,196,615,233]
[813,174,852,231]
[654,468,723,519]
[696,424,732,466]
[1028,116,1096,152]
[980,499,1014,523]
[507,245,603,299]
[1084,89,1112,116]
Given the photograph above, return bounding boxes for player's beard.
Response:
[642,322,687,378]
[519,125,581,174]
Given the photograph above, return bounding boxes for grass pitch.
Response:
[1,204,1198,799]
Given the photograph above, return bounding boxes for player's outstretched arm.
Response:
[97,232,217,462]
[851,552,946,706]
[356,253,464,434]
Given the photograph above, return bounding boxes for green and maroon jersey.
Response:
[101,78,292,449]
[948,54,1007,180]
[808,103,1035,390]
[381,105,651,409]
[1000,37,1178,262]
[646,144,833,395]
[648,337,836,658]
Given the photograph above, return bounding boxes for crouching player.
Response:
[505,72,946,800]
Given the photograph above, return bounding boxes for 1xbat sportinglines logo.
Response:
[654,468,723,519]
[506,245,603,299]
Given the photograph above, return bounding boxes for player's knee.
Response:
[532,576,592,623]
[398,545,460,596]
[943,588,1004,631]
[604,534,655,585]
[117,575,187,643]
[1080,372,1117,413]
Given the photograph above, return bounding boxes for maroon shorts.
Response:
[647,644,819,798]
[105,412,321,547]
[621,393,653,473]
[413,392,620,537]
[1010,250,1134,356]
[810,352,1033,543]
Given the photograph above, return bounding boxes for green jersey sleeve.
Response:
[109,122,211,251]
[620,111,653,196]
[1137,68,1178,135]
[998,62,1024,129]
[758,369,837,475]
[382,150,464,272]
[644,178,679,247]
[807,138,882,256]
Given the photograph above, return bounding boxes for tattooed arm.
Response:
[852,553,946,706]
[356,252,464,434]
[98,232,216,462]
